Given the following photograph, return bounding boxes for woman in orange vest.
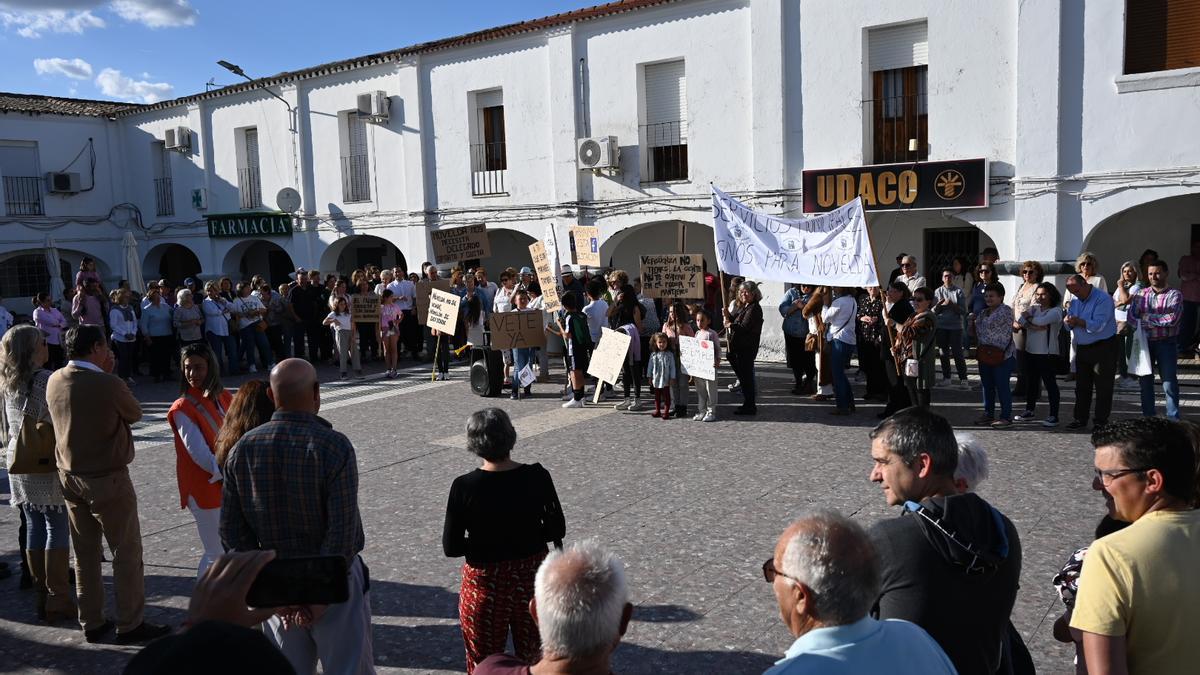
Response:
[167,343,232,577]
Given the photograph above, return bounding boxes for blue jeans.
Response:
[980,356,1016,420]
[239,324,272,370]
[512,347,534,395]
[22,504,70,550]
[1140,339,1180,419]
[206,331,239,375]
[830,339,855,410]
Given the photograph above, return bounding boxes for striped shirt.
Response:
[220,410,365,561]
[1130,286,1183,342]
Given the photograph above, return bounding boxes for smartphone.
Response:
[246,555,350,608]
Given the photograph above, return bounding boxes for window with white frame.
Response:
[0,140,43,216]
[640,60,688,182]
[470,89,506,196]
[238,127,262,209]
[340,112,371,202]
[152,140,173,216]
[866,21,929,164]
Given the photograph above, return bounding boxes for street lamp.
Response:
[216,59,302,209]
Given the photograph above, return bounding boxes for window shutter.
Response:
[869,21,929,72]
[1125,0,1200,74]
[347,115,368,156]
[476,90,503,109]
[0,141,39,177]
[245,128,260,169]
[644,60,687,130]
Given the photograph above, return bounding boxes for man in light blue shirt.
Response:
[763,511,956,675]
[1064,274,1118,430]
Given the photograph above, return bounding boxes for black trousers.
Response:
[356,322,379,361]
[858,339,889,397]
[728,350,757,409]
[401,311,421,356]
[1074,336,1118,425]
[784,335,816,385]
[148,334,175,379]
[265,325,286,362]
[292,321,323,362]
[1024,352,1060,418]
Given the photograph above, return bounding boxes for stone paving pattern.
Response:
[0,355,1190,674]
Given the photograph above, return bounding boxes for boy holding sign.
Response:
[691,309,721,422]
[547,291,592,409]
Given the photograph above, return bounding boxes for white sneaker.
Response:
[615,400,631,410]
[248,365,258,373]
[628,398,643,412]
[561,399,584,409]
[702,412,717,422]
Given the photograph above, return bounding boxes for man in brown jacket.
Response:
[46,325,169,644]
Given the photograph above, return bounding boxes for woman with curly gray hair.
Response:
[0,325,74,622]
[442,408,566,673]
[723,280,764,415]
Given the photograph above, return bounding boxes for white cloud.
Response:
[0,9,105,38]
[0,1,196,37]
[33,56,94,80]
[95,67,173,104]
[111,0,196,28]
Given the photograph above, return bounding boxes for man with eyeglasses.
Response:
[896,255,926,295]
[1128,260,1182,420]
[762,511,955,674]
[1064,274,1118,431]
[866,407,1021,675]
[1071,417,1200,675]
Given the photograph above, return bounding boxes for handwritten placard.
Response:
[350,294,380,323]
[427,288,461,335]
[430,224,491,264]
[489,310,547,350]
[571,226,600,267]
[529,240,562,313]
[416,279,452,325]
[678,335,716,381]
[640,254,703,299]
[587,327,631,384]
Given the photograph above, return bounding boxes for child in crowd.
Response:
[615,307,642,412]
[692,308,720,422]
[430,325,451,381]
[662,301,694,418]
[647,332,676,419]
[510,289,535,399]
[323,296,361,379]
[379,289,402,378]
[464,294,486,347]
[548,291,592,408]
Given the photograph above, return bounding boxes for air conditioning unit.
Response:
[44,172,81,194]
[356,91,390,122]
[165,126,192,152]
[577,136,619,170]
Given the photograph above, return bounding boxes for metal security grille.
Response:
[641,121,688,182]
[0,253,70,298]
[471,104,507,196]
[2,176,44,216]
[153,141,173,216]
[240,128,262,209]
[342,115,371,202]
[924,228,979,283]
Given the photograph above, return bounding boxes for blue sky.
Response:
[0,0,599,103]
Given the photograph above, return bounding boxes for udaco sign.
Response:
[802,158,988,213]
[206,212,294,238]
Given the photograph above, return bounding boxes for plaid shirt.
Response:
[1130,286,1183,342]
[220,410,365,560]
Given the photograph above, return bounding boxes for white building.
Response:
[2,0,1198,356]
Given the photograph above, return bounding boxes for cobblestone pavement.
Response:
[0,354,1190,674]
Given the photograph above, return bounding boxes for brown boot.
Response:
[24,549,47,621]
[43,549,77,623]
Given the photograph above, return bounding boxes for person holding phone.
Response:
[443,408,566,674]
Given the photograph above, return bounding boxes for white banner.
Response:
[711,186,878,287]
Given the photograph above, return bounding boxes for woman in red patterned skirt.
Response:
[443,407,566,673]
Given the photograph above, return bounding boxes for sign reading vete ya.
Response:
[640,254,703,299]
[711,187,878,287]
[426,289,461,335]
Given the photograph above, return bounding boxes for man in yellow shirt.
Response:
[1071,417,1200,675]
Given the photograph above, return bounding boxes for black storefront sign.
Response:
[206,212,294,238]
[802,158,988,213]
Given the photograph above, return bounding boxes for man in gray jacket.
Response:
[933,269,969,388]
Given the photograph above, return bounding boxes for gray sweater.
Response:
[932,286,966,330]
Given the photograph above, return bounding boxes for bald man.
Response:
[220,358,373,673]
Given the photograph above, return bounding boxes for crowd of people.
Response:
[0,242,1197,673]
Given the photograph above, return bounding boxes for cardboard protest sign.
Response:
[639,254,703,299]
[350,294,380,323]
[426,288,461,335]
[586,327,631,385]
[678,335,716,381]
[711,186,878,286]
[430,224,491,264]
[529,241,562,313]
[416,279,452,324]
[570,226,600,267]
[489,310,547,350]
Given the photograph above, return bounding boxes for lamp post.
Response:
[217,60,302,211]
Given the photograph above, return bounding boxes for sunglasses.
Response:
[762,558,801,585]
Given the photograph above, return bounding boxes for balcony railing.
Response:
[341,154,371,203]
[3,176,44,216]
[641,121,688,182]
[154,177,174,216]
[864,93,928,164]
[470,142,507,196]
[238,167,262,210]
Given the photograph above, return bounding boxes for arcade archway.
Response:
[318,234,407,276]
[1083,192,1200,282]
[223,240,295,287]
[144,243,202,285]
